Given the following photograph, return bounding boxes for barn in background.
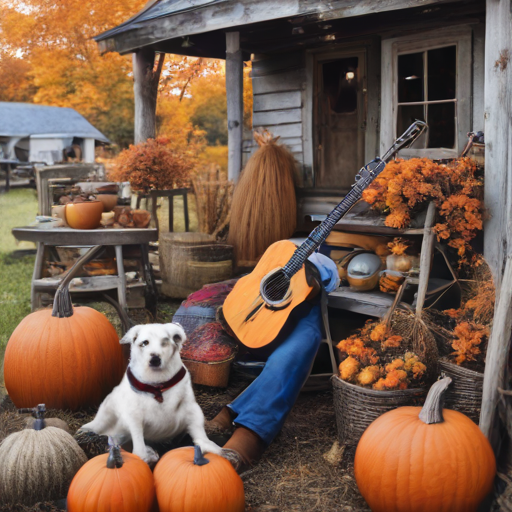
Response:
[0,102,109,165]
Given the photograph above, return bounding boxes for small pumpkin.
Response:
[0,404,87,506]
[154,445,245,512]
[4,246,125,410]
[354,377,496,512]
[67,437,155,512]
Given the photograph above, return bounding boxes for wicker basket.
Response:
[183,356,235,388]
[438,357,483,424]
[332,375,426,446]
[159,232,233,298]
[187,260,232,291]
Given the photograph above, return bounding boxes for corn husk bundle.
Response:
[192,164,234,238]
[228,130,297,265]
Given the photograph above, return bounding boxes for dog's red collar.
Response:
[127,366,187,403]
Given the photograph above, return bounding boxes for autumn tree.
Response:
[0,0,252,156]
[0,0,146,146]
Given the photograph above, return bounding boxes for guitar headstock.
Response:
[383,120,428,161]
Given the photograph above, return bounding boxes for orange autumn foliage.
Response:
[363,158,484,263]
[451,321,490,365]
[337,323,426,390]
[109,138,196,193]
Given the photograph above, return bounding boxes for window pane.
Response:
[427,46,456,101]
[427,102,455,148]
[398,52,424,103]
[397,104,425,145]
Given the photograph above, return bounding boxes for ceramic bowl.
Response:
[65,201,104,229]
[96,194,118,212]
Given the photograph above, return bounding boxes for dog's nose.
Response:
[149,354,161,367]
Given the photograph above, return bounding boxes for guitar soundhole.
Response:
[261,270,290,304]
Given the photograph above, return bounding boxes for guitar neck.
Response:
[280,120,427,280]
[282,158,386,278]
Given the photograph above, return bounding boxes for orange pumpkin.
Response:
[67,439,155,512]
[154,446,245,512]
[4,259,125,410]
[354,377,496,512]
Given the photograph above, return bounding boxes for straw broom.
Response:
[391,203,439,382]
[228,129,297,266]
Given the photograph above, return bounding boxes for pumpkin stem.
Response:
[18,403,46,430]
[193,445,210,466]
[418,377,452,424]
[52,245,102,318]
[107,436,124,468]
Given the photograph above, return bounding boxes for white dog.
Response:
[80,322,222,464]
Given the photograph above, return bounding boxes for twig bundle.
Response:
[228,130,297,265]
[192,165,234,238]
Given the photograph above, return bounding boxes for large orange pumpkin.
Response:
[4,259,125,410]
[67,439,155,512]
[354,377,496,512]
[154,446,245,512]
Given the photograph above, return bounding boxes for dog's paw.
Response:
[195,439,223,456]
[141,445,160,465]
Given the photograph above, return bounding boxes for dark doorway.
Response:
[314,51,366,192]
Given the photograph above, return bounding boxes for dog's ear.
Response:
[165,323,186,349]
[120,325,142,345]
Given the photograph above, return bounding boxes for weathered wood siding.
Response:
[247,52,307,185]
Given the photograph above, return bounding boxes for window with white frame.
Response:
[380,27,472,158]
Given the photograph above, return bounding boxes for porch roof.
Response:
[94,0,471,58]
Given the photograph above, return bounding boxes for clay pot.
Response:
[113,206,131,222]
[132,209,151,228]
[65,201,104,229]
[96,194,118,212]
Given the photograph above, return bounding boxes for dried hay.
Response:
[0,427,87,506]
[193,164,234,239]
[0,502,63,512]
[228,129,297,265]
[461,257,495,325]
[194,376,369,511]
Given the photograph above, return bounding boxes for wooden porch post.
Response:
[133,48,165,144]
[480,0,512,445]
[483,0,512,285]
[226,32,243,183]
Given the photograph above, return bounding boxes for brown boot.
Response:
[221,426,266,474]
[205,407,235,446]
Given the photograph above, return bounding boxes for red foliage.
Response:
[109,137,196,193]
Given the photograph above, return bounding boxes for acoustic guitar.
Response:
[223,121,427,349]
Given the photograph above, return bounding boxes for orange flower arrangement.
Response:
[337,322,426,390]
[442,257,494,367]
[362,157,484,264]
[450,321,490,365]
[388,238,409,255]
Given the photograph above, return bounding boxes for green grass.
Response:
[0,188,38,252]
[0,188,38,395]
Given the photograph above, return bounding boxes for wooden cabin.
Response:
[95,0,512,456]
[95,0,510,282]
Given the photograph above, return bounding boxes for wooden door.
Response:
[314,50,366,192]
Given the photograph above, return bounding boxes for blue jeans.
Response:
[228,303,322,445]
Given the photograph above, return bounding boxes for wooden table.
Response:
[12,227,159,313]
